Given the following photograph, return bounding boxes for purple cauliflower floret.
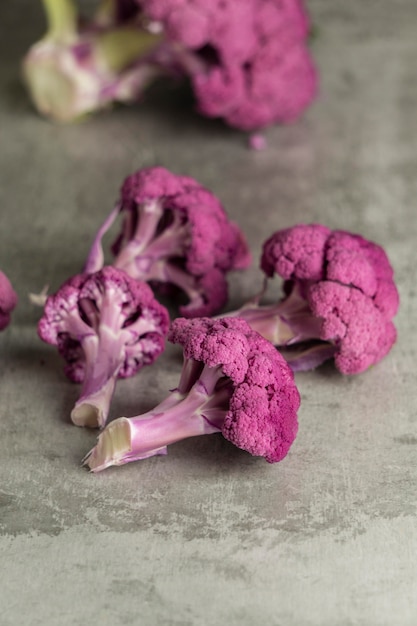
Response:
[83,317,300,472]
[146,0,317,129]
[24,0,317,130]
[0,271,18,331]
[85,166,251,317]
[223,224,399,374]
[38,266,169,428]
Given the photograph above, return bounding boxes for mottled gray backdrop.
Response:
[0,2,416,625]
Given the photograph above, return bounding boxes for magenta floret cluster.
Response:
[0,271,18,331]
[118,166,251,273]
[261,224,399,373]
[139,0,317,129]
[38,266,169,380]
[38,265,169,427]
[85,166,251,317]
[169,317,300,462]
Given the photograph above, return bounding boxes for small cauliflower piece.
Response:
[0,271,18,330]
[223,224,399,374]
[38,266,169,428]
[83,317,300,471]
[85,166,251,317]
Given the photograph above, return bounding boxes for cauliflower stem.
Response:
[84,362,231,471]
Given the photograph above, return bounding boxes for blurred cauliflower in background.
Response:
[22,0,318,129]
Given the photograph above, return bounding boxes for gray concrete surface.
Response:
[1,2,416,625]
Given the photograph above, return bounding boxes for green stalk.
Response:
[96,28,163,72]
[41,0,77,42]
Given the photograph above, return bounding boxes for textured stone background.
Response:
[1,2,416,625]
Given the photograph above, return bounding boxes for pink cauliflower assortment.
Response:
[23,0,317,130]
[30,165,400,473]
[223,224,399,374]
[85,166,251,317]
[0,271,18,330]
[84,317,300,472]
[7,5,400,475]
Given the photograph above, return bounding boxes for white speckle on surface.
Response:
[248,133,267,151]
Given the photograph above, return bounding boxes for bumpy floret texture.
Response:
[138,0,317,129]
[169,317,300,462]
[118,166,250,271]
[112,166,251,316]
[39,274,85,381]
[38,266,169,383]
[261,224,399,374]
[0,271,18,330]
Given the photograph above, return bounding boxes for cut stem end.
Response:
[84,418,132,471]
[71,403,102,429]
